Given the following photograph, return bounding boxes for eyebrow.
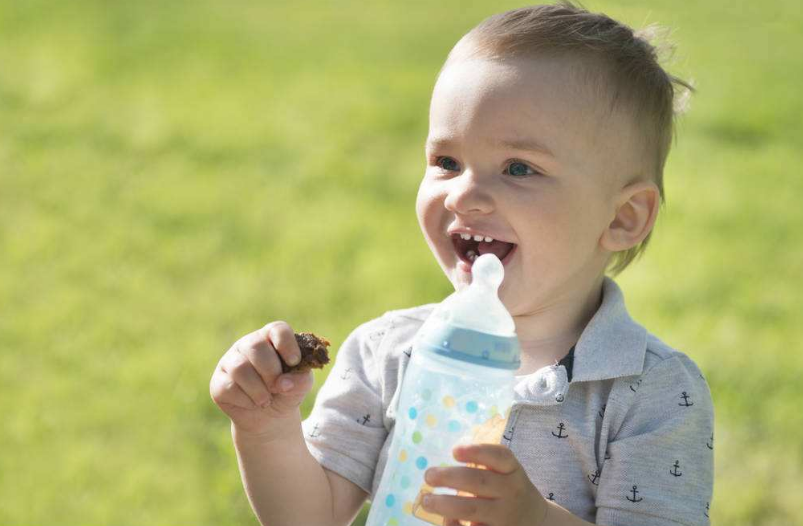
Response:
[425,136,555,157]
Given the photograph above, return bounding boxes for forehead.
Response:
[428,56,642,182]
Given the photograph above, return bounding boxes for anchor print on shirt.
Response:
[629,379,642,392]
[705,502,710,518]
[588,468,601,486]
[670,460,683,477]
[308,422,321,439]
[707,433,714,450]
[340,367,353,380]
[679,391,694,407]
[357,414,371,425]
[626,485,643,503]
[599,404,606,418]
[503,421,516,443]
[551,422,568,439]
[547,493,556,501]
[403,346,412,359]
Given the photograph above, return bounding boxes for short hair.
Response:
[437,1,695,275]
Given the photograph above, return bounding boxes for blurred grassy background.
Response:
[1,0,801,524]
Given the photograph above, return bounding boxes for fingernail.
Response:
[289,354,301,366]
[279,378,294,392]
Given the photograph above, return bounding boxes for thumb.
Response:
[270,371,314,404]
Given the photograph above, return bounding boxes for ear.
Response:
[600,181,661,252]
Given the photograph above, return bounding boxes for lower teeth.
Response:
[467,250,477,262]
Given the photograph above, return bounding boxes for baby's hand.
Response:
[210,321,314,439]
[422,444,548,526]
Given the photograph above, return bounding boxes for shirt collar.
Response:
[570,276,647,383]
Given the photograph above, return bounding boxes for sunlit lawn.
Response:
[1,0,801,524]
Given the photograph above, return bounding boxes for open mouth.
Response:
[451,234,517,267]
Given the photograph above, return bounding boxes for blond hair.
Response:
[438,1,695,275]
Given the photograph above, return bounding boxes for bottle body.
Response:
[366,345,515,526]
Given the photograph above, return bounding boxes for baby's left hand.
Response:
[422,443,547,526]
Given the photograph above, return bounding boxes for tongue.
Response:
[477,239,515,260]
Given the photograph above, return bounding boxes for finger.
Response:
[264,321,302,370]
[453,444,520,475]
[271,370,314,396]
[421,493,494,524]
[425,466,505,499]
[221,348,272,407]
[210,368,258,409]
[238,330,284,389]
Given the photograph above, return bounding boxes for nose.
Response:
[443,169,494,215]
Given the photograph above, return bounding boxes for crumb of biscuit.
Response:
[282,332,331,373]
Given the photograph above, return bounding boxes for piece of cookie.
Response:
[281,332,331,373]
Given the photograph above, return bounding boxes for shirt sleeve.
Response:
[302,318,390,494]
[595,355,715,526]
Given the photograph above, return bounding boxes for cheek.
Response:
[416,179,443,239]
[515,194,599,261]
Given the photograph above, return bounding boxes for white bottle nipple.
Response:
[429,253,514,336]
[471,253,504,292]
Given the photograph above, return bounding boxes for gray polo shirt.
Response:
[302,277,715,526]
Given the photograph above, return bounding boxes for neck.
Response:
[514,274,604,366]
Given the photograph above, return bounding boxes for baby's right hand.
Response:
[210,321,314,438]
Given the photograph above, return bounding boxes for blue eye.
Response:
[436,157,459,171]
[507,161,535,177]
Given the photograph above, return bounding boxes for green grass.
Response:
[1,0,801,524]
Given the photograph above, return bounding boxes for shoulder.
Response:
[639,333,713,404]
[643,332,708,381]
[376,304,436,360]
[340,303,436,361]
[363,303,436,343]
[342,304,432,340]
[381,303,437,325]
[610,331,714,436]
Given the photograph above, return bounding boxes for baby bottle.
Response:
[366,253,520,526]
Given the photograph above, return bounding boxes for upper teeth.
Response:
[459,233,494,243]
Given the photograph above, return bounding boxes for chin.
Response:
[437,257,464,290]
[445,264,465,290]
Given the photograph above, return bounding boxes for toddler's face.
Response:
[416,55,643,316]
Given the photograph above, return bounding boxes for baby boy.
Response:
[210,2,714,525]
